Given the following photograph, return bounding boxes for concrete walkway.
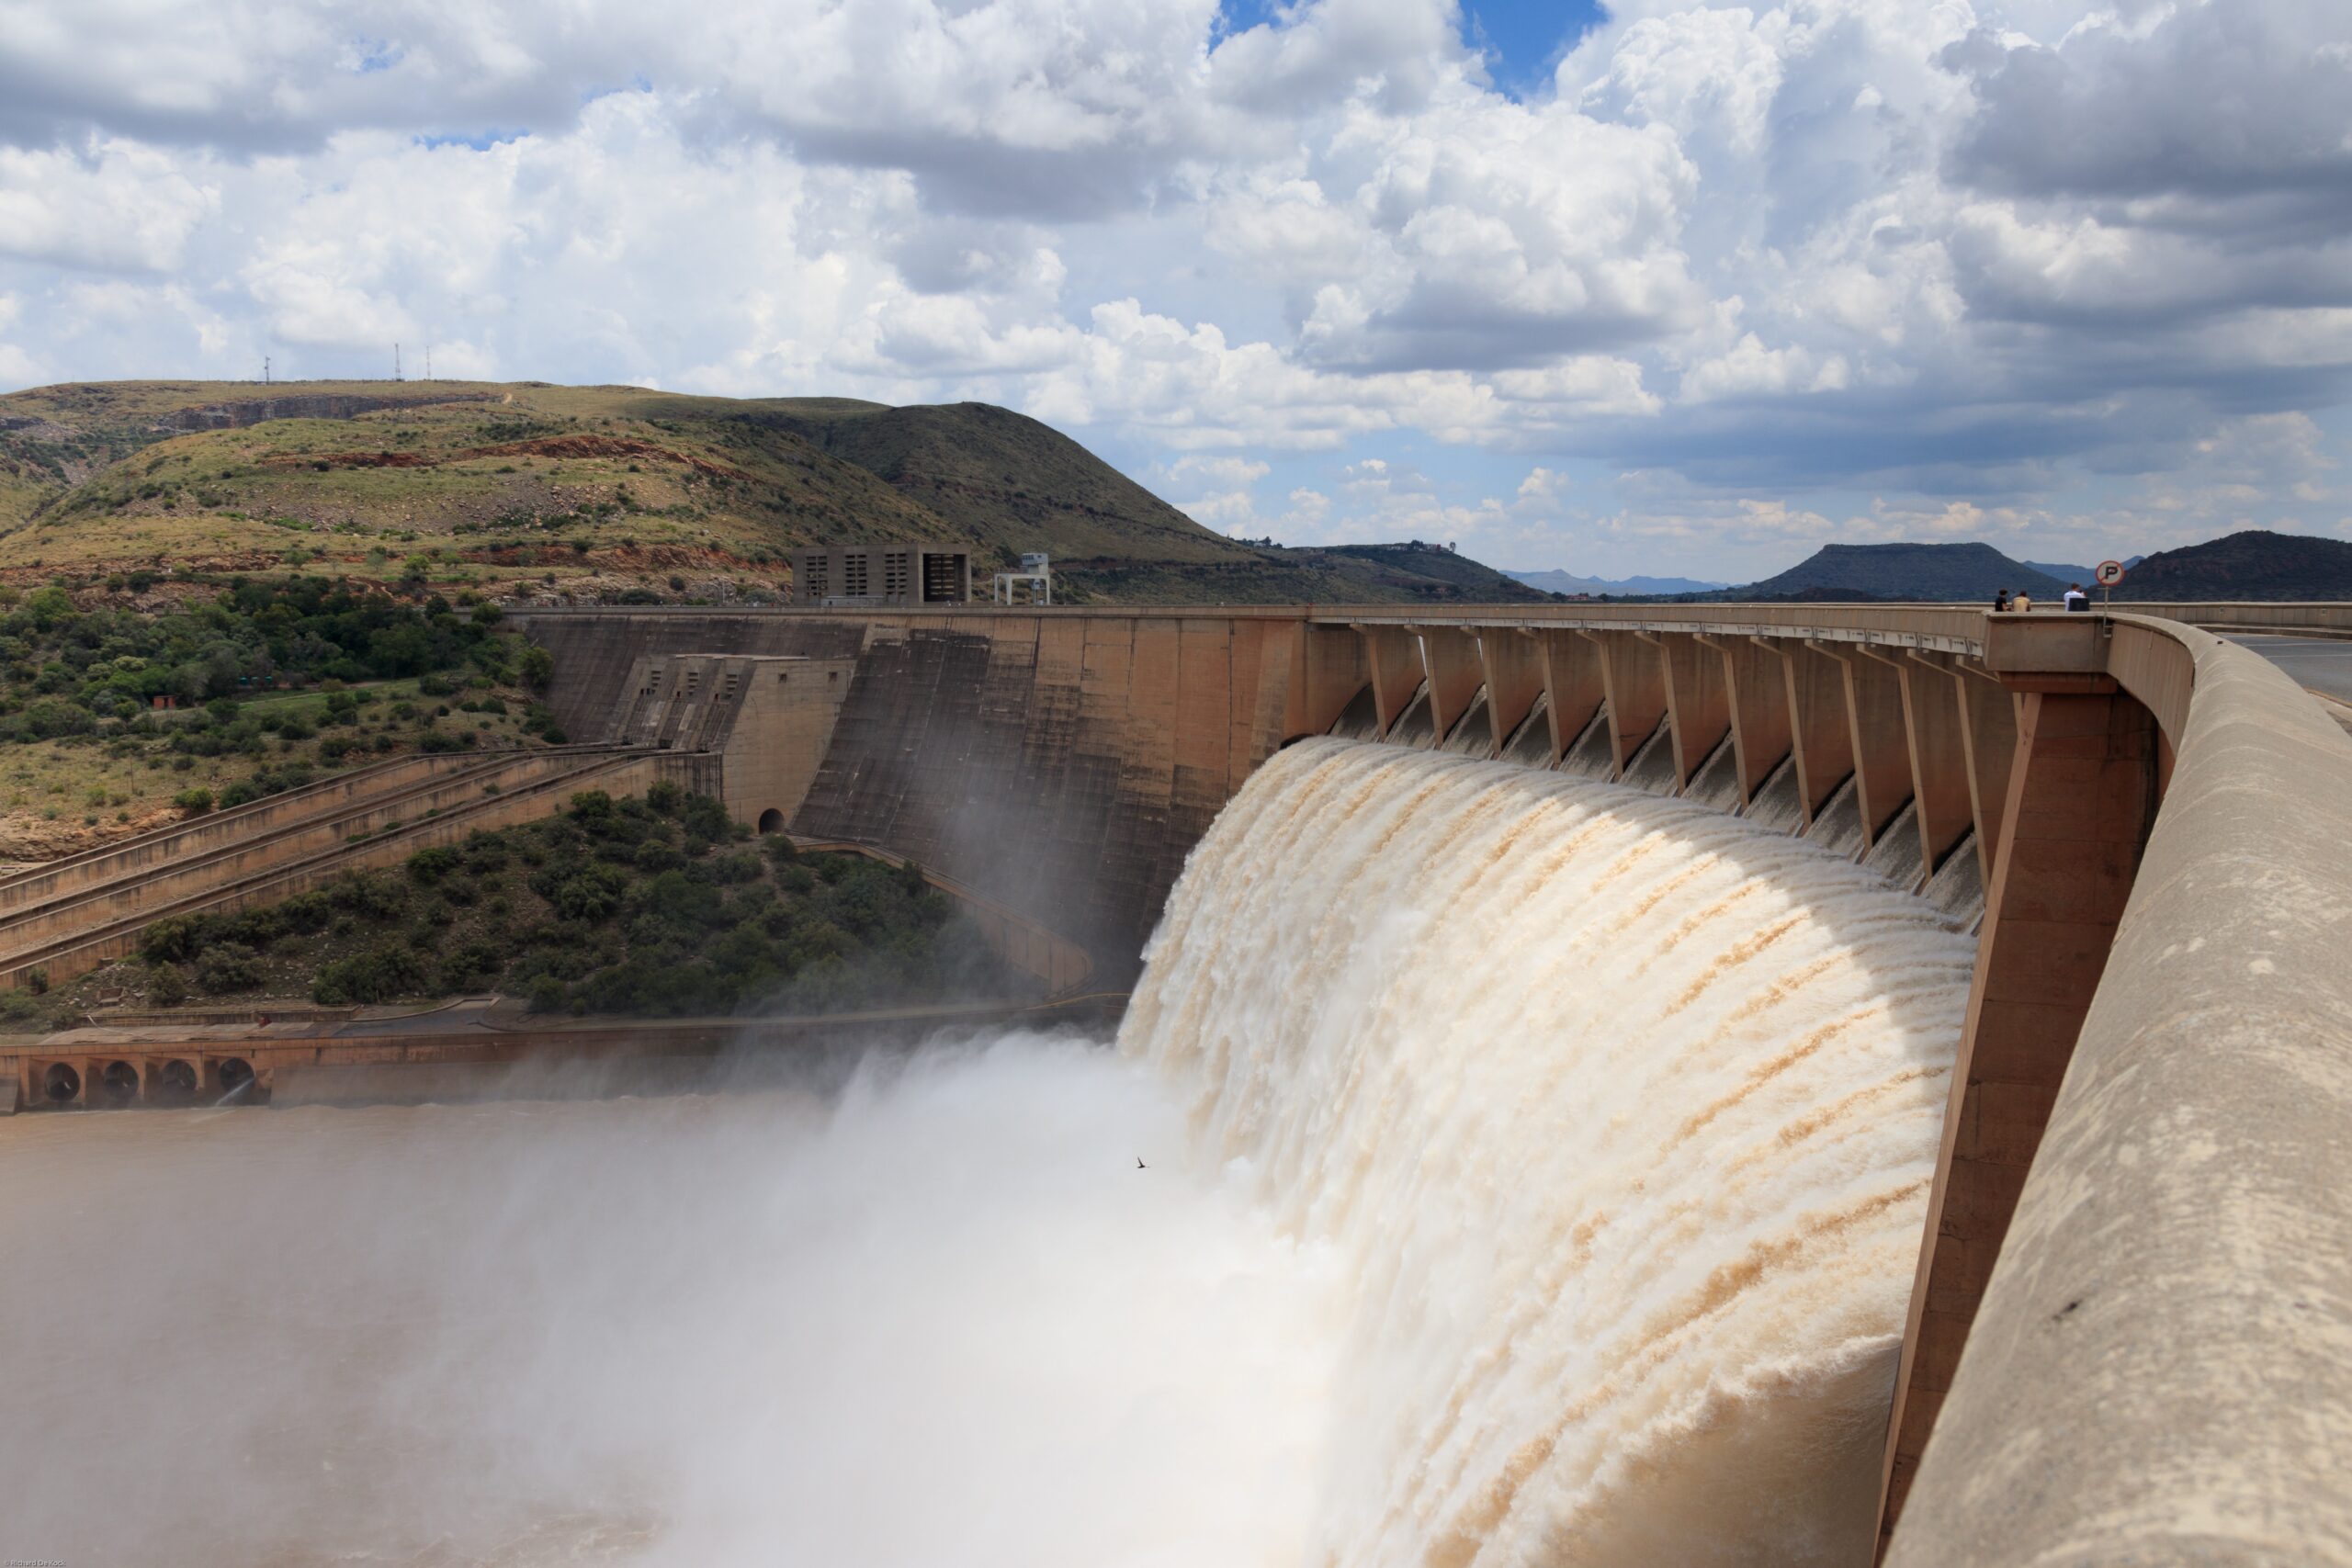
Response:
[2226,634,2352,731]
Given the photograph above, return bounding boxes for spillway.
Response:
[1122,739,1977,1564]
[0,737,1980,1566]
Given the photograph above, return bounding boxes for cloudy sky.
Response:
[1,0,2346,579]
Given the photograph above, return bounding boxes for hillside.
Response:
[1736,542,2065,602]
[2110,531,2352,602]
[0,379,956,591]
[6,379,1529,606]
[744,399,1258,568]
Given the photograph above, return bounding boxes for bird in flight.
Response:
[1136,1156,1147,1169]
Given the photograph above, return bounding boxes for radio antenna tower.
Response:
[425,342,432,380]
[395,343,402,381]
[263,355,271,386]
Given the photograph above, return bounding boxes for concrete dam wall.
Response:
[521,608,1313,984]
[514,599,2352,1564]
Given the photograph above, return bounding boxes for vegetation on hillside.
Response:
[2111,530,2352,603]
[0,379,1551,606]
[87,786,1026,1018]
[0,573,557,859]
[748,399,1262,567]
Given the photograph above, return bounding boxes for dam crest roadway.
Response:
[8,595,2352,1568]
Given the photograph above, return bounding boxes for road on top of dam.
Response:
[2225,634,2352,727]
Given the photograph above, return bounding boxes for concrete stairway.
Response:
[0,745,663,991]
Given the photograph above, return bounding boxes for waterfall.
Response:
[1120,739,1975,1566]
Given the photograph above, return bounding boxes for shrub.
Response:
[312,942,431,1005]
[196,942,264,994]
[147,963,188,1007]
[18,698,96,739]
[139,915,213,964]
[711,850,763,886]
[441,941,505,988]
[173,786,215,814]
[405,845,459,883]
[326,871,408,919]
[554,863,629,922]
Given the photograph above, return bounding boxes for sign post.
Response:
[2095,558,2126,606]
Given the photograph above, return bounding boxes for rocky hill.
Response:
[1736,542,2066,602]
[2110,530,2352,602]
[0,380,1537,606]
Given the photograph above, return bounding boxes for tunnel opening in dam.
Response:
[0,739,1978,1566]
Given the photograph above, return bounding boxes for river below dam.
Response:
[0,740,1975,1566]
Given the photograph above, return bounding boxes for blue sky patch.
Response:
[1216,0,1605,94]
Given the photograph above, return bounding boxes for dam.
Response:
[3,597,2348,1564]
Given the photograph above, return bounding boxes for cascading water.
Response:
[0,738,1976,1567]
[1121,738,1977,1565]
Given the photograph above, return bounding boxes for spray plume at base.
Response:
[1121,739,1977,1565]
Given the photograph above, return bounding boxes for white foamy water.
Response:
[0,1039,1344,1567]
[1122,739,1975,1565]
[0,739,1973,1566]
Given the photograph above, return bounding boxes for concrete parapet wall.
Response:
[0,750,597,964]
[0,750,484,911]
[0,752,658,990]
[1885,623,2352,1567]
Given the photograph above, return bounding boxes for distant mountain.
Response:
[2023,556,2144,585]
[1737,542,2065,602]
[1506,568,1726,596]
[2111,530,2352,602]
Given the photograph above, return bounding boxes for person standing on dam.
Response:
[2013,588,2034,613]
[1993,590,2012,612]
[2065,583,2090,611]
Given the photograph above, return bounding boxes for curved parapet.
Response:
[1883,619,2352,1566]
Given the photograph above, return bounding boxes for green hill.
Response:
[743,399,1259,568]
[2110,530,2352,602]
[1737,542,2065,602]
[0,379,1539,605]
